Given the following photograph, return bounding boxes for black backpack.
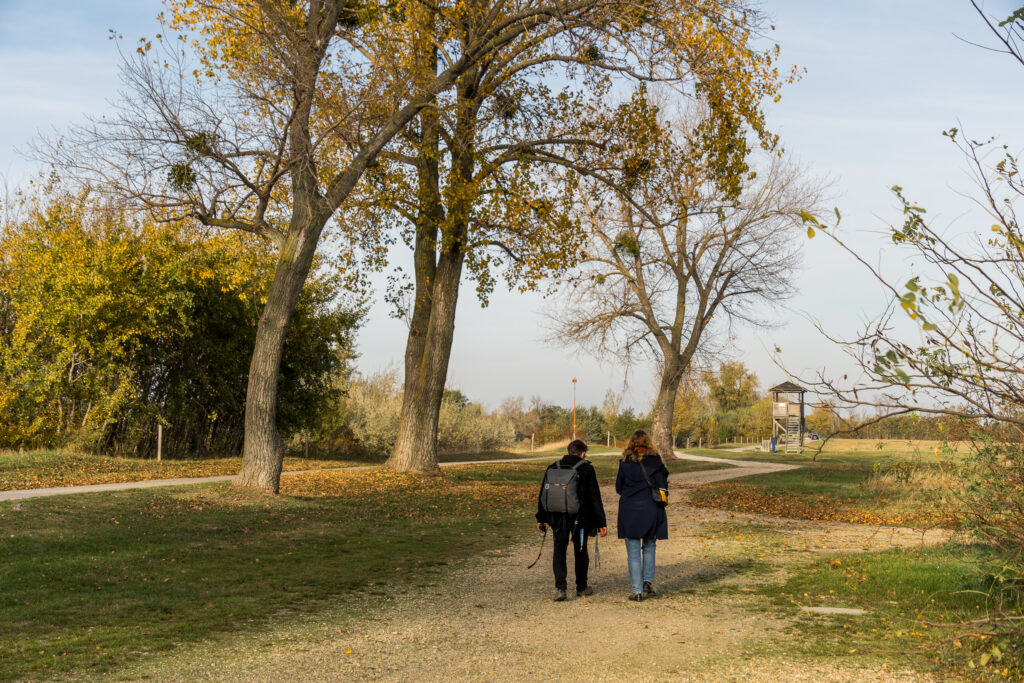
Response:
[540,460,585,514]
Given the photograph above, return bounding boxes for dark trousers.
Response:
[552,525,589,591]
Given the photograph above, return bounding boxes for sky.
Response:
[1,0,1022,411]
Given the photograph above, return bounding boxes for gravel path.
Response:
[661,452,799,486]
[106,461,946,683]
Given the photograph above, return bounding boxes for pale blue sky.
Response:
[1,0,1022,410]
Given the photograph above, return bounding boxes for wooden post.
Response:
[531,433,535,452]
[157,423,162,462]
[607,431,610,447]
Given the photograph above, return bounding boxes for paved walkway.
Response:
[662,452,799,486]
[0,450,793,502]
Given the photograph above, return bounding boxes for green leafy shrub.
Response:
[0,195,359,457]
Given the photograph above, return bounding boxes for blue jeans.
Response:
[624,537,656,594]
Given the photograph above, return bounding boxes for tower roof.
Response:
[769,381,806,393]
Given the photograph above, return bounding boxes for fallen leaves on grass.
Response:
[281,468,535,520]
[0,452,350,491]
[690,482,955,529]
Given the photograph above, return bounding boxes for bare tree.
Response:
[551,96,818,457]
[964,0,1023,67]
[793,1,1024,433]
[799,131,1024,433]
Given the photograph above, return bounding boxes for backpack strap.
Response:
[570,460,586,524]
[638,460,656,490]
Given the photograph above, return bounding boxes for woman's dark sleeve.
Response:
[615,462,625,494]
[587,466,607,528]
[656,462,670,489]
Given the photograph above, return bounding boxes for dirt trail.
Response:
[108,463,948,683]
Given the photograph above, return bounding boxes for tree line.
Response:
[333,374,652,455]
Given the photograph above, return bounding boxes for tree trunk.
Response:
[235,220,325,493]
[651,358,684,460]
[387,250,464,473]
[388,52,479,474]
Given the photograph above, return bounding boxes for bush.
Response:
[341,370,515,455]
[962,440,1024,571]
[342,370,404,455]
[0,195,359,458]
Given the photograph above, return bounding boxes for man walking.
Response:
[536,439,608,601]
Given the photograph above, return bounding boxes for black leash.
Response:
[526,527,547,569]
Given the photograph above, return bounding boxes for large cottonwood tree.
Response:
[376,0,799,472]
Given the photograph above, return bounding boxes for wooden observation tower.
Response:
[769,381,806,453]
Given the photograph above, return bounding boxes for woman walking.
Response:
[615,430,669,602]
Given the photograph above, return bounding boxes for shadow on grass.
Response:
[593,557,766,599]
[657,557,767,596]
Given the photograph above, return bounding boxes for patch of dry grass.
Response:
[808,439,968,461]
[690,454,961,529]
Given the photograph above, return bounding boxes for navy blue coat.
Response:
[615,455,669,540]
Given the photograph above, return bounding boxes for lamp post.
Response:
[572,378,577,440]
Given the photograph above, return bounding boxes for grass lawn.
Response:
[684,438,966,463]
[765,542,1022,680]
[0,467,537,680]
[684,441,961,528]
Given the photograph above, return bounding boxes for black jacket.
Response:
[536,454,607,533]
[615,454,669,540]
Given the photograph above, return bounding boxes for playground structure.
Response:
[768,381,806,453]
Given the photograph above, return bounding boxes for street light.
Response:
[572,378,577,440]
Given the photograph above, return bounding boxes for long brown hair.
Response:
[622,429,659,462]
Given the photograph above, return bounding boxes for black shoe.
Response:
[554,589,568,602]
[576,586,594,597]
[628,593,643,602]
[643,581,656,596]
